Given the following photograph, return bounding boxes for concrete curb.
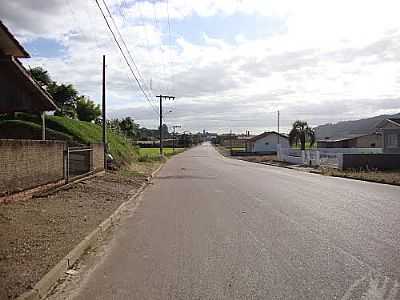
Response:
[150,162,164,178]
[16,164,164,300]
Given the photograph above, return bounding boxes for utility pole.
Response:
[156,95,175,156]
[277,110,280,146]
[102,55,106,170]
[230,129,233,150]
[41,112,46,141]
[172,125,181,152]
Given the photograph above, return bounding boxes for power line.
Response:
[101,0,152,95]
[93,0,159,116]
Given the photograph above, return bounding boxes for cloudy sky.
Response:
[2,0,400,133]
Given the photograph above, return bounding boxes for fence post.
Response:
[316,150,320,166]
[301,150,306,165]
[277,144,281,160]
[338,153,344,170]
[66,148,70,183]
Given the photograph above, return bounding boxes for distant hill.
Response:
[314,112,400,139]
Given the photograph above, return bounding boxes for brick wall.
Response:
[0,139,66,195]
[91,143,104,171]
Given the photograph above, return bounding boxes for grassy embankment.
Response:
[0,115,137,166]
[0,115,187,172]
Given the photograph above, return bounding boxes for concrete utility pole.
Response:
[277,110,280,146]
[172,125,181,152]
[102,55,106,170]
[230,129,233,150]
[41,112,46,140]
[156,95,175,156]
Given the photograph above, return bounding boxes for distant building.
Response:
[376,118,400,153]
[246,131,289,152]
[218,134,253,148]
[317,133,382,149]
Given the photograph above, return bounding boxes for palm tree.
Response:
[289,120,316,150]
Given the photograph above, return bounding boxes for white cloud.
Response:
[1,0,400,133]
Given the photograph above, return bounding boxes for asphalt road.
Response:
[67,143,400,299]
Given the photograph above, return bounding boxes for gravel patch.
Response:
[0,172,146,299]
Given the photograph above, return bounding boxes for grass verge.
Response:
[137,147,185,162]
[320,168,400,185]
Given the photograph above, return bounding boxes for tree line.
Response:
[29,67,101,122]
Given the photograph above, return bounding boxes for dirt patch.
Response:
[235,155,277,163]
[124,160,161,177]
[320,168,400,185]
[0,171,147,299]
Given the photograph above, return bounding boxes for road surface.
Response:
[59,143,400,299]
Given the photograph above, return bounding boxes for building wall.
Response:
[382,129,400,153]
[354,134,382,148]
[251,134,289,152]
[221,138,247,148]
[318,133,382,148]
[0,139,66,195]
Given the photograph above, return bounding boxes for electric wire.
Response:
[94,0,160,116]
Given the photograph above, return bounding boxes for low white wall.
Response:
[278,146,357,168]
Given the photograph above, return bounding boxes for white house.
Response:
[246,131,289,152]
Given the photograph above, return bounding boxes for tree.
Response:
[119,117,139,139]
[288,120,316,150]
[47,82,78,118]
[28,66,52,87]
[76,96,101,122]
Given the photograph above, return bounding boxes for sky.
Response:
[1,0,400,134]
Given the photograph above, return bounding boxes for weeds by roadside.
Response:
[320,168,400,185]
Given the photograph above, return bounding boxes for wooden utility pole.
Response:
[156,95,175,156]
[102,55,106,170]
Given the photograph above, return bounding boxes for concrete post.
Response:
[41,112,46,141]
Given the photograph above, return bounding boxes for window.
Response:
[386,134,398,148]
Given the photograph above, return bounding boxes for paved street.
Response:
[66,143,400,299]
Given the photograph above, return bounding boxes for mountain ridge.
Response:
[314,112,400,139]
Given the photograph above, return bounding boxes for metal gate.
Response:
[65,146,93,181]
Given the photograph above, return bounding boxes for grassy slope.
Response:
[0,120,75,143]
[0,115,137,166]
[46,116,138,166]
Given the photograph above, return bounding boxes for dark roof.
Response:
[388,118,400,126]
[376,118,400,129]
[248,131,288,143]
[0,20,30,58]
[317,132,379,143]
[0,56,57,112]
